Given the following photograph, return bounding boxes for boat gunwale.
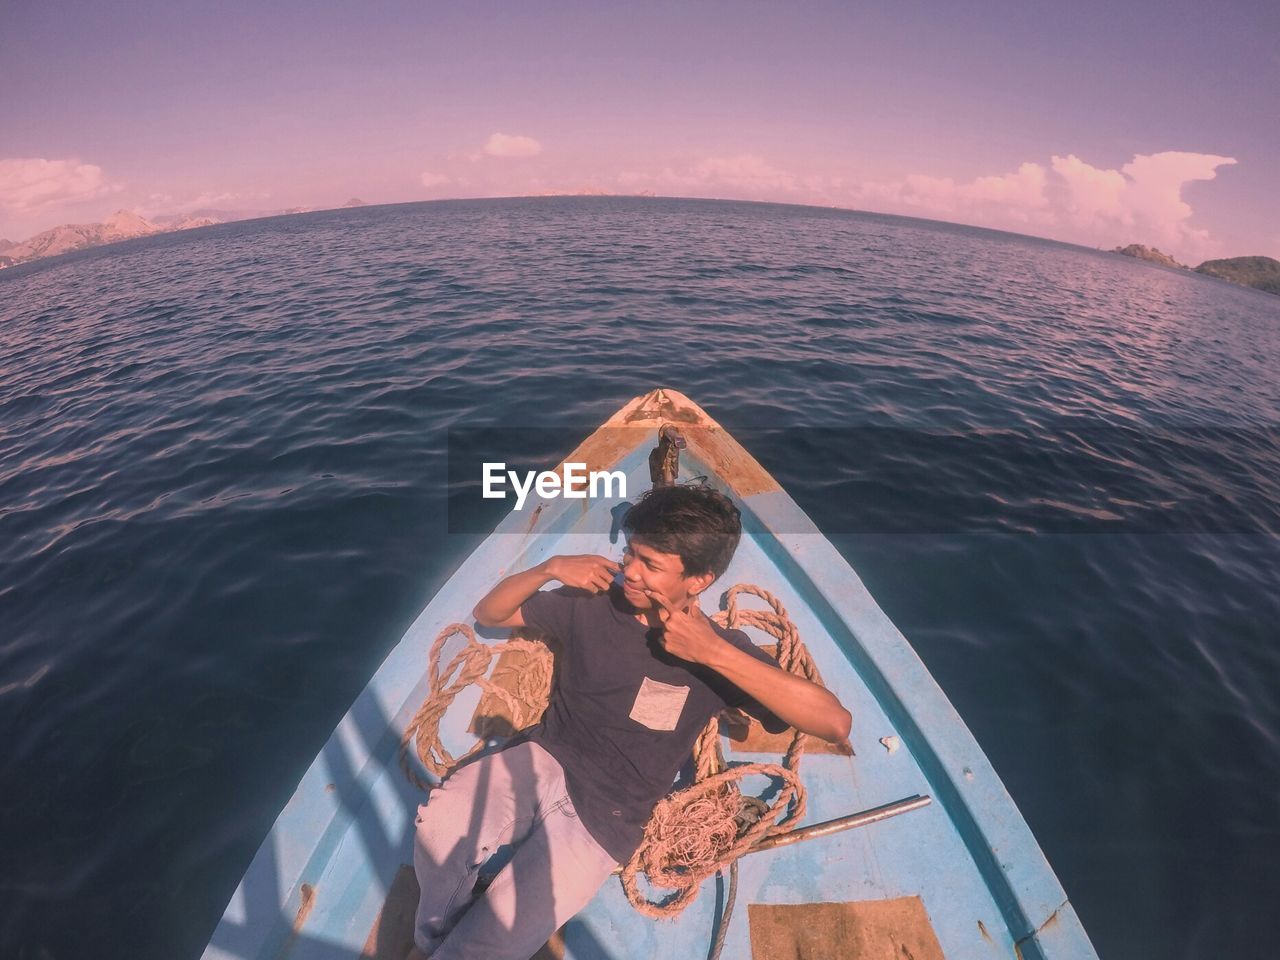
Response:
[203,387,1097,960]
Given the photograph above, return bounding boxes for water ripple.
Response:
[1,198,1278,960]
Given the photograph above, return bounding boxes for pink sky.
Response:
[2,2,1276,263]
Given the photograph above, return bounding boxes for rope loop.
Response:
[399,623,552,791]
[622,583,817,917]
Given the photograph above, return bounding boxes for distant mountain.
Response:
[1194,256,1280,296]
[150,205,315,227]
[0,201,352,268]
[0,210,163,267]
[1113,244,1186,269]
[0,208,241,269]
[342,197,367,207]
[170,215,220,230]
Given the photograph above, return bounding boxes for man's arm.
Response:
[702,641,852,745]
[472,554,620,627]
[647,590,852,746]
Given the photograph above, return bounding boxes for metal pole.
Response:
[746,794,932,854]
[612,793,932,876]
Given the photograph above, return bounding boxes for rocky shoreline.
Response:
[1112,244,1280,296]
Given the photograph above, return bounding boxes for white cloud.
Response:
[0,157,121,211]
[857,163,1053,224]
[184,190,242,209]
[859,173,960,212]
[135,190,257,220]
[421,171,450,188]
[1051,154,1127,227]
[169,190,244,212]
[1053,151,1235,256]
[618,154,802,196]
[961,162,1050,216]
[691,154,799,193]
[853,151,1236,260]
[482,133,542,158]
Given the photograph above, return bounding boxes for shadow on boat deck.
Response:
[204,650,623,960]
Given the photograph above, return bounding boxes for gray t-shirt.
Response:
[519,582,787,863]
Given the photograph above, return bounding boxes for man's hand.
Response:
[649,589,853,747]
[645,589,725,665]
[544,554,621,593]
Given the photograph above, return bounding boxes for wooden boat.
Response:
[202,387,1098,960]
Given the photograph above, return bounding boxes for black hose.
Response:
[707,859,739,960]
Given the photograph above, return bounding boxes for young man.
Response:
[408,485,851,960]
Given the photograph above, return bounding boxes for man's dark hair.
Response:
[622,484,742,579]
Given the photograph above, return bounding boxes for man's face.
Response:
[619,538,703,611]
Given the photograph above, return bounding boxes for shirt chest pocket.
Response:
[629,676,691,732]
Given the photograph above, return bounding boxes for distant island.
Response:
[1112,244,1185,270]
[1194,256,1280,296]
[0,204,319,270]
[1113,244,1280,296]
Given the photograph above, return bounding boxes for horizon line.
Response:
[1,194,1269,277]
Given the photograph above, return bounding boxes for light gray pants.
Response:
[413,740,619,959]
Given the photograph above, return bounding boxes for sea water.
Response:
[1,197,1277,959]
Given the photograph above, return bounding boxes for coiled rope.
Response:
[398,630,553,791]
[398,583,820,921]
[620,584,819,918]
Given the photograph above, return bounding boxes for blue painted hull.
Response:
[203,388,1098,960]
